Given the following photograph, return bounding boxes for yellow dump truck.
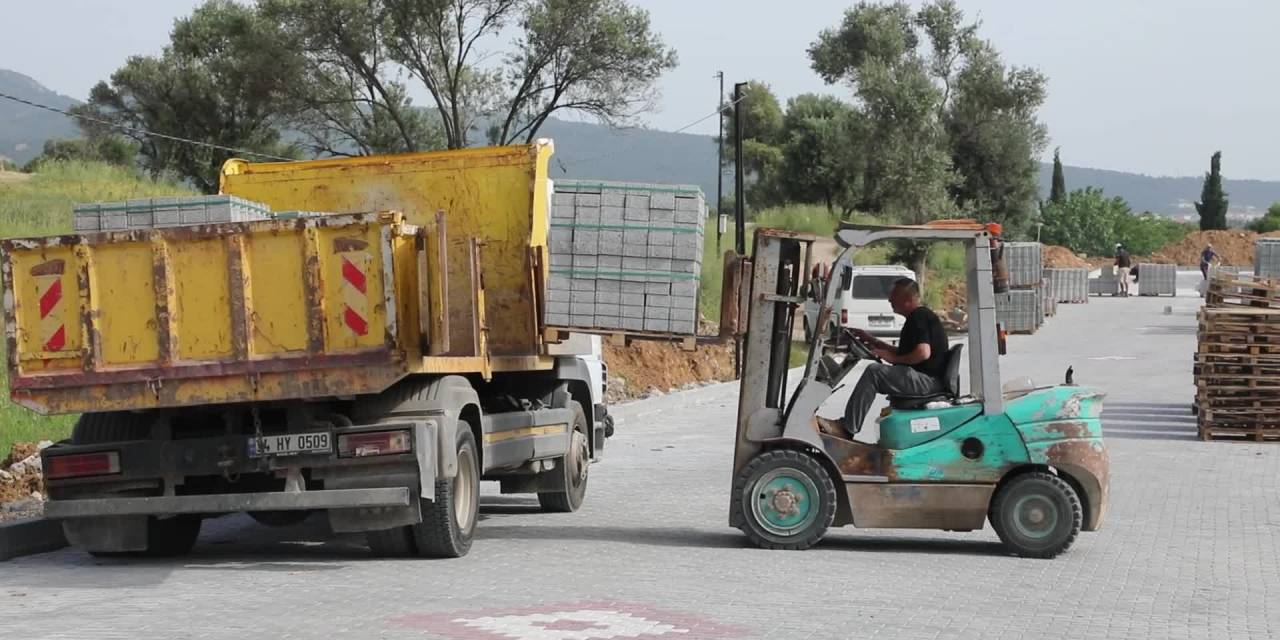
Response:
[2,143,613,558]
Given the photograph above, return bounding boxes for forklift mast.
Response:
[732,222,1007,477]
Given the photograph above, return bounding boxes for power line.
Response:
[559,92,749,171]
[0,91,294,162]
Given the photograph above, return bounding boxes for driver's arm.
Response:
[880,343,931,366]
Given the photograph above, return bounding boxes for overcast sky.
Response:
[3,0,1276,179]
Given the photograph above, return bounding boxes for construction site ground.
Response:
[4,269,1279,639]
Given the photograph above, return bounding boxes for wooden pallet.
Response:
[1206,273,1280,308]
[1198,424,1280,442]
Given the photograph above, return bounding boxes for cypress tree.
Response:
[1049,148,1067,204]
[1195,151,1229,231]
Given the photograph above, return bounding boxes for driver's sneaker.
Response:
[815,416,853,440]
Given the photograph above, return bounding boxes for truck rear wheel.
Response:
[86,516,202,558]
[366,427,479,558]
[538,401,590,513]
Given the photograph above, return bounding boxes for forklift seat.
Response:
[888,343,964,410]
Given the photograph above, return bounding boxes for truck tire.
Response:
[87,516,202,558]
[731,449,836,551]
[412,428,480,557]
[250,511,312,528]
[72,412,151,443]
[538,401,590,513]
[365,428,480,558]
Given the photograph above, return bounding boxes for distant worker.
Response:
[1114,243,1132,297]
[817,279,949,439]
[1200,244,1220,279]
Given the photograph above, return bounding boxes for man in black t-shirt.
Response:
[817,278,949,439]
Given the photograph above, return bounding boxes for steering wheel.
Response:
[842,329,883,364]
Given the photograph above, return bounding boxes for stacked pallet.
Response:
[545,180,706,336]
[74,195,272,231]
[1046,268,1089,304]
[1196,273,1280,441]
[999,242,1044,334]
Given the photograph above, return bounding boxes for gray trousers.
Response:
[845,363,945,434]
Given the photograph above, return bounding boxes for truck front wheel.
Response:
[538,401,590,513]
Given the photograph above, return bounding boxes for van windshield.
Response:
[850,274,905,299]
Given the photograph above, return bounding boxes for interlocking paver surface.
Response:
[2,274,1277,639]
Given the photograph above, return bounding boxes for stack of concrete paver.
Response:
[74,195,272,231]
[999,242,1044,333]
[995,290,1039,334]
[1137,263,1176,296]
[1256,239,1280,278]
[1195,272,1280,441]
[546,180,706,335]
[1045,268,1089,303]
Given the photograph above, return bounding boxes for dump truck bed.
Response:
[2,213,426,414]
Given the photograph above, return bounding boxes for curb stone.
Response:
[0,517,67,561]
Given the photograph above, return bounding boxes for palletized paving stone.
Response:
[545,180,705,336]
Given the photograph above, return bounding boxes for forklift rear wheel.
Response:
[733,449,836,550]
[989,472,1082,559]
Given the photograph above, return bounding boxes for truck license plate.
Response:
[248,432,331,458]
[870,315,893,327]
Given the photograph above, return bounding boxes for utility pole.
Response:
[733,81,747,257]
[715,71,725,253]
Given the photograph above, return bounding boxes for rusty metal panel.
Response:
[3,214,416,415]
[847,483,993,530]
[220,144,552,359]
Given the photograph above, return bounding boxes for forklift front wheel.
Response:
[733,450,836,550]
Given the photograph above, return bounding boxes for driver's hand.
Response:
[850,328,873,343]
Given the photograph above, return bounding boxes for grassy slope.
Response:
[0,162,193,455]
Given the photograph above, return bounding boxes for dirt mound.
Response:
[603,321,735,402]
[1042,245,1091,269]
[0,442,43,505]
[1150,230,1259,266]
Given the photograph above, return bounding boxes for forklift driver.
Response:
[817,278,949,439]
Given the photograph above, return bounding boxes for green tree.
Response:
[776,94,864,218]
[1049,147,1066,204]
[22,137,139,172]
[77,1,302,192]
[1040,187,1190,256]
[717,80,785,213]
[266,0,675,151]
[1247,202,1280,233]
[1195,150,1229,230]
[807,0,1048,245]
[1040,187,1131,256]
[492,0,678,145]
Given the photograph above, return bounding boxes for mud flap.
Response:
[62,516,148,553]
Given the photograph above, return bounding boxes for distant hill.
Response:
[0,69,78,166]
[4,67,1280,218]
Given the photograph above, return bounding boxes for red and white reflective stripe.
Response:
[340,252,370,337]
[35,274,66,352]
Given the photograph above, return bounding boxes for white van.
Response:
[804,265,918,339]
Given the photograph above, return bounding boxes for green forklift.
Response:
[728,221,1109,558]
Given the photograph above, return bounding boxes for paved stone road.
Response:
[3,279,1279,639]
